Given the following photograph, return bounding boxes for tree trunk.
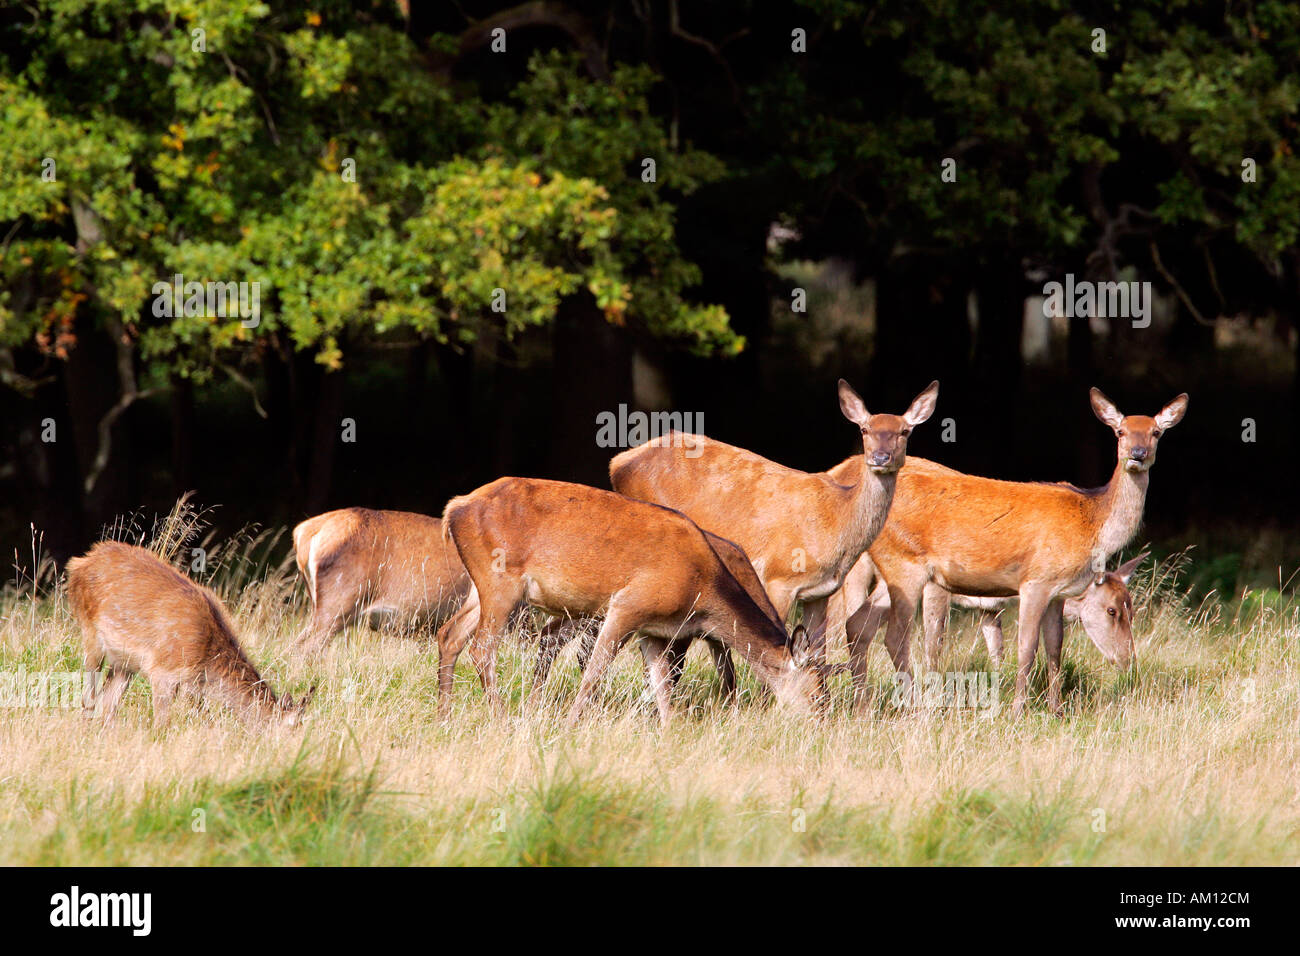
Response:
[304,369,345,514]
[169,373,196,497]
[972,263,1026,477]
[548,292,630,486]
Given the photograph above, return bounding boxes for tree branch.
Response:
[669,0,741,106]
[1150,241,1218,328]
[84,315,161,494]
[436,1,608,80]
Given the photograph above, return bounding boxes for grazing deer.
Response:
[436,477,824,723]
[526,527,787,702]
[66,541,309,727]
[832,388,1186,716]
[609,379,939,658]
[292,508,471,655]
[293,507,601,693]
[836,551,1145,670]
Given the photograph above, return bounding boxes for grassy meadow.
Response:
[1,514,1297,866]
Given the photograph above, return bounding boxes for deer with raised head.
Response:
[832,388,1186,716]
[291,508,471,655]
[436,477,824,723]
[608,379,940,658]
[67,541,310,727]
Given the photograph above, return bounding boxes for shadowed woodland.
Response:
[1,1,1297,595]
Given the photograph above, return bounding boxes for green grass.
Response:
[1,525,1298,866]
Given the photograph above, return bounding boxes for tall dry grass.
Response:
[0,503,1297,865]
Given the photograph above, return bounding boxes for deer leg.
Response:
[921,582,949,674]
[881,575,926,712]
[436,591,480,717]
[981,609,1005,667]
[81,635,105,717]
[1012,584,1052,718]
[151,677,181,728]
[567,606,635,723]
[846,577,891,714]
[528,617,575,704]
[800,596,830,664]
[467,585,525,718]
[638,637,676,725]
[706,639,737,702]
[823,589,848,662]
[293,587,357,657]
[98,668,133,724]
[574,624,598,673]
[1040,601,1066,717]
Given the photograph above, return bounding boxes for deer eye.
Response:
[900,428,911,437]
[1151,429,1162,438]
[1107,607,1116,617]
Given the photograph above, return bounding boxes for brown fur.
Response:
[830,388,1187,715]
[436,477,824,723]
[524,528,783,702]
[66,541,305,727]
[292,508,471,654]
[837,551,1143,669]
[609,380,939,657]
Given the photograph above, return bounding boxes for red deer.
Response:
[291,509,470,655]
[521,526,785,702]
[608,379,939,658]
[436,478,824,723]
[67,541,309,727]
[836,550,1145,670]
[831,389,1186,715]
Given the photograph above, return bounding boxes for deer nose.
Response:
[870,451,892,467]
[1130,447,1148,461]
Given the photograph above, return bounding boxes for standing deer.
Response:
[436,477,824,723]
[609,379,939,658]
[292,508,471,655]
[833,388,1187,715]
[67,541,309,727]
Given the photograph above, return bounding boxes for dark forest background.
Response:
[2,1,1297,597]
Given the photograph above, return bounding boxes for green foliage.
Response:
[771,0,1300,271]
[0,0,737,386]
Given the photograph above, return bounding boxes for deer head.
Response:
[1067,552,1146,667]
[838,379,940,475]
[1090,389,1189,473]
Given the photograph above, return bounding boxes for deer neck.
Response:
[704,595,791,685]
[842,458,895,567]
[205,646,279,719]
[1093,460,1149,565]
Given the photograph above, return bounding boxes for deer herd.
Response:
[65,379,1188,728]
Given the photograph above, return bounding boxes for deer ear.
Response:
[1155,393,1189,430]
[790,624,812,668]
[904,380,940,426]
[1090,387,1124,431]
[837,379,870,426]
[1116,551,1148,585]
